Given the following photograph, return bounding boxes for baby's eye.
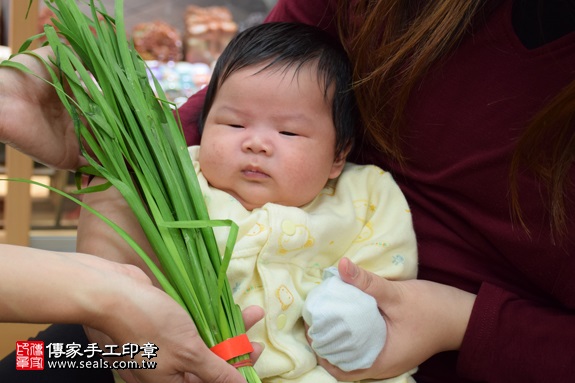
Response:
[228,124,244,128]
[280,131,298,136]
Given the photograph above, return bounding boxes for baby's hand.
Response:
[302,267,387,371]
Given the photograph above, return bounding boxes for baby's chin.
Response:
[235,195,268,211]
[234,194,314,211]
[209,181,317,211]
[225,191,262,211]
[207,185,264,211]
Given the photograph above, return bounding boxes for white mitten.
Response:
[302,267,387,371]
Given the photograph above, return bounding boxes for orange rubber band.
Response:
[210,334,254,361]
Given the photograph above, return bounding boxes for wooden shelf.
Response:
[3,0,39,246]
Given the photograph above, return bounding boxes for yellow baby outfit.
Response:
[189,146,418,383]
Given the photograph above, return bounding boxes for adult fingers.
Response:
[182,306,264,383]
[241,305,265,362]
[249,342,264,365]
[182,341,248,383]
[242,305,264,331]
[337,257,394,305]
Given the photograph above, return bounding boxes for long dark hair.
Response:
[337,0,574,239]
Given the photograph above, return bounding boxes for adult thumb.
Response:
[184,347,248,383]
[338,257,392,304]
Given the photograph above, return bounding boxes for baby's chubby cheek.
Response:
[198,145,226,173]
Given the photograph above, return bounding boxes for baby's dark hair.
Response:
[199,22,357,157]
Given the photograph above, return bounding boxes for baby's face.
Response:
[199,63,345,210]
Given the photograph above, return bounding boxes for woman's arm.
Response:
[75,177,160,284]
[0,244,263,383]
[313,258,475,381]
[323,257,575,382]
[0,245,149,325]
[458,281,575,382]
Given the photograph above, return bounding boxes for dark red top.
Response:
[177,1,575,381]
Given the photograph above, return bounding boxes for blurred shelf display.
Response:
[183,5,237,64]
[146,60,212,106]
[131,5,240,67]
[133,20,184,62]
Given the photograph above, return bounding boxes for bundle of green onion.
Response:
[3,0,260,381]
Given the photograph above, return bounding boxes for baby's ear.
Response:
[328,145,351,179]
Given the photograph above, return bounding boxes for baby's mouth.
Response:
[241,166,269,179]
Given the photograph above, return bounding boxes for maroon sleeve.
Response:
[458,281,575,381]
[178,86,206,146]
[265,0,338,35]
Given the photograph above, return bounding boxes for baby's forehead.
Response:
[256,61,333,94]
[216,59,327,94]
[226,59,323,82]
